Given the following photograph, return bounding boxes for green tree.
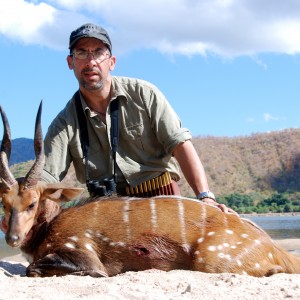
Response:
[283,204,293,213]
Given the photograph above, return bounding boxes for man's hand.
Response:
[202,198,239,216]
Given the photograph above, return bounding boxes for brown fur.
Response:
[2,192,298,278]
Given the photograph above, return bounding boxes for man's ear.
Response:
[109,55,116,71]
[41,184,84,203]
[67,55,74,70]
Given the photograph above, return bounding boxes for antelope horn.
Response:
[23,101,45,188]
[0,106,17,190]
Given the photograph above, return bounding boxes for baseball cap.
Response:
[69,23,112,52]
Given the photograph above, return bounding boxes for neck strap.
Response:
[74,90,119,184]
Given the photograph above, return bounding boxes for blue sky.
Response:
[1,0,300,139]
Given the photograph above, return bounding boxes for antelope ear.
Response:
[41,184,84,203]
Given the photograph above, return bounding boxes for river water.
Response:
[0,215,299,259]
[246,215,300,239]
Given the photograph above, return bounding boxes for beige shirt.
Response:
[42,76,192,187]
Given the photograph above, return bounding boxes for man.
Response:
[42,23,234,213]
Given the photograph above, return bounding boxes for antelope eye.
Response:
[27,202,36,211]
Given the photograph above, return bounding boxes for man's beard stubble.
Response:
[79,68,105,91]
[81,78,105,91]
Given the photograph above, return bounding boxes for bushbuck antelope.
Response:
[0,104,300,278]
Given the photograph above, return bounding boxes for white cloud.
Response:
[0,0,55,42]
[0,0,92,49]
[263,113,283,122]
[250,56,268,70]
[1,0,300,57]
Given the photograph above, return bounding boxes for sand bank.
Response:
[0,239,299,299]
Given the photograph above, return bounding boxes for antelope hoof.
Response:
[26,268,43,277]
[72,270,108,277]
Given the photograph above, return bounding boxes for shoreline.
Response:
[240,212,300,217]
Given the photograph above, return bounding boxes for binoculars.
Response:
[87,178,116,197]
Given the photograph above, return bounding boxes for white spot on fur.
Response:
[69,236,79,242]
[255,263,260,269]
[198,257,205,263]
[208,245,216,252]
[236,241,243,245]
[237,260,242,267]
[85,243,94,252]
[123,200,130,223]
[46,243,52,248]
[199,205,207,238]
[85,231,93,238]
[221,213,228,230]
[197,237,204,244]
[93,204,99,217]
[218,253,225,258]
[241,234,249,238]
[207,231,215,236]
[194,250,200,255]
[242,271,248,275]
[95,232,103,238]
[178,200,188,245]
[150,198,157,229]
[182,243,191,254]
[123,200,131,239]
[268,253,273,260]
[225,255,231,261]
[117,242,126,247]
[217,245,223,251]
[255,240,261,245]
[226,229,233,235]
[223,243,229,247]
[231,245,237,249]
[65,243,76,249]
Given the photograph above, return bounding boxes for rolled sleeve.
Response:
[41,169,58,183]
[42,102,75,183]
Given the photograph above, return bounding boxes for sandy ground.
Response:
[0,239,299,300]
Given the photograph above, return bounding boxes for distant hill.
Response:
[6,138,34,166]
[185,128,300,197]
[6,128,300,197]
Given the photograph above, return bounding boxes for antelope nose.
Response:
[6,234,20,246]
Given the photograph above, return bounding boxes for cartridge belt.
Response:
[123,172,180,197]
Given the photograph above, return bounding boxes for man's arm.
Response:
[173,140,237,214]
[41,113,73,183]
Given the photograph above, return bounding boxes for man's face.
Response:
[67,37,116,91]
